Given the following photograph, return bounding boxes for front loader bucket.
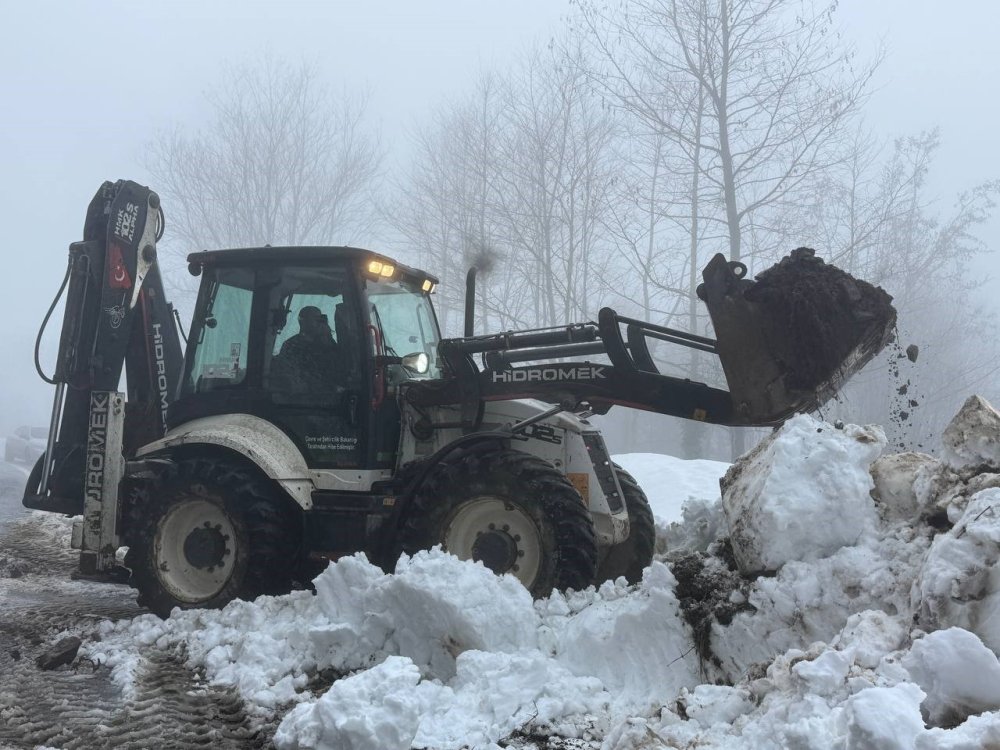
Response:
[699,248,896,424]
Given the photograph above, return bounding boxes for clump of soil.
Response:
[884,337,927,451]
[746,248,896,392]
[667,540,755,671]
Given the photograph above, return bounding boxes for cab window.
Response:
[264,266,362,403]
[185,267,253,393]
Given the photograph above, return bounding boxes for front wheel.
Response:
[397,445,598,598]
[123,459,300,618]
[595,464,655,585]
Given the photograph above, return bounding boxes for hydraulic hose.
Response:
[34,257,72,385]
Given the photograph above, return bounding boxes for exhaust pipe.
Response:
[464,267,477,337]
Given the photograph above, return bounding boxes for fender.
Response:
[136,413,315,509]
[481,398,591,435]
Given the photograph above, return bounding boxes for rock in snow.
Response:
[81,395,1000,750]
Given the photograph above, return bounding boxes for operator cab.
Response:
[175,246,441,470]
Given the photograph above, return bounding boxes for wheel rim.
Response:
[153,498,238,604]
[443,497,541,588]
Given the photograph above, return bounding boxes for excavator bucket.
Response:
[699,248,896,425]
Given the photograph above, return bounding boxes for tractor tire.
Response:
[595,464,655,585]
[397,444,597,598]
[123,458,300,618]
[4,443,15,464]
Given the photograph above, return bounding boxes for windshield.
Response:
[367,279,441,380]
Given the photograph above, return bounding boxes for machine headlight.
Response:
[367,259,397,279]
[402,351,430,374]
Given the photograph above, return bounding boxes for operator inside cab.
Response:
[274,305,342,394]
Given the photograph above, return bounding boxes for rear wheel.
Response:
[124,458,300,618]
[398,445,597,598]
[595,464,655,585]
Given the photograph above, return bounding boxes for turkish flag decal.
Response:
[108,242,133,289]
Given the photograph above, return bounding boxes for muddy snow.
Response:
[6,396,1000,748]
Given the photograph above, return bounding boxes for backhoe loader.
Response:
[23,180,895,616]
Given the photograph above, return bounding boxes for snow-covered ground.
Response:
[56,397,1000,748]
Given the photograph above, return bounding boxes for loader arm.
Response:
[23,180,184,573]
[405,249,896,430]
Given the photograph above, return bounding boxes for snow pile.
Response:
[609,621,1000,749]
[549,563,700,711]
[80,397,1000,749]
[942,395,1000,470]
[615,453,729,553]
[901,627,1000,727]
[869,451,939,521]
[721,415,884,574]
[912,488,1000,653]
[91,551,544,710]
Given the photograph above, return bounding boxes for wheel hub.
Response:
[443,497,540,587]
[153,498,239,603]
[182,522,229,570]
[471,528,519,574]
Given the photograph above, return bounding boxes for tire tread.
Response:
[398,444,597,597]
[595,464,656,585]
[123,458,299,617]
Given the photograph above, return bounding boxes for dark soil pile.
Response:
[746,248,896,392]
[667,541,754,671]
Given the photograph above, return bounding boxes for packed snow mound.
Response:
[80,395,1000,749]
[870,451,940,521]
[942,395,1000,470]
[902,627,1000,727]
[912,488,1000,654]
[721,414,884,574]
[311,550,540,681]
[90,552,697,748]
[552,563,700,709]
[614,452,729,554]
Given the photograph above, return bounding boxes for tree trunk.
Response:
[682,88,706,459]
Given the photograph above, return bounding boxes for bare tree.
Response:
[570,0,880,457]
[394,48,620,335]
[487,46,619,328]
[392,73,506,336]
[815,131,1000,449]
[147,57,384,265]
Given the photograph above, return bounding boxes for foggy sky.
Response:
[1,0,997,433]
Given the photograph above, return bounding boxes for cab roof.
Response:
[185,245,438,285]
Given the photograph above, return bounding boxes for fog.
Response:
[1,0,997,451]
[0,0,565,433]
